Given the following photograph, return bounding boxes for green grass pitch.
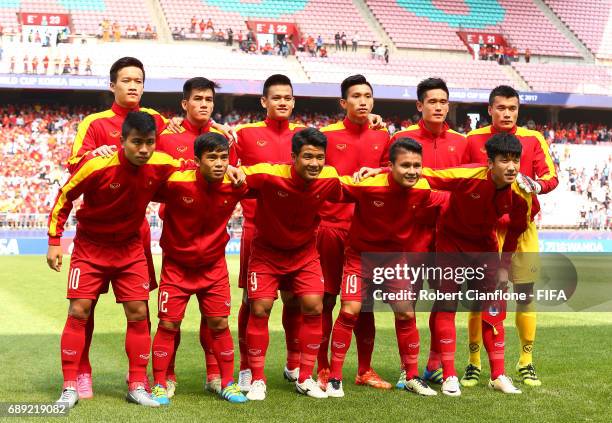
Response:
[0,255,611,422]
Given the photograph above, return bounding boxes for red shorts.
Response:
[67,235,149,303]
[247,241,324,300]
[316,225,349,295]
[340,248,422,304]
[238,223,255,289]
[157,257,231,321]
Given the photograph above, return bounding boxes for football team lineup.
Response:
[38,55,562,410]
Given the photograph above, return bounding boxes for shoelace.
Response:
[59,389,75,401]
[414,378,429,389]
[498,375,514,385]
[524,364,537,377]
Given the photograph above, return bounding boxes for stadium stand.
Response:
[544,0,612,59]
[297,53,515,89]
[364,0,580,56]
[0,0,154,37]
[512,62,612,95]
[159,0,376,46]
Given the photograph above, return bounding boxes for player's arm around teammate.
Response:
[149,133,249,405]
[47,112,180,409]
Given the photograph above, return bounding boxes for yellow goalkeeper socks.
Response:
[516,305,537,366]
[467,311,482,368]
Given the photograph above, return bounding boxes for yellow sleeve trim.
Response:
[320,121,345,133]
[68,109,115,164]
[235,121,267,132]
[467,125,492,137]
[168,169,197,182]
[423,166,487,180]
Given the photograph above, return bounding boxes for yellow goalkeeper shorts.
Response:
[497,220,540,285]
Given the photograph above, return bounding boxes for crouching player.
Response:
[46,112,181,408]
[422,132,539,396]
[150,133,248,404]
[326,138,446,398]
[241,128,343,400]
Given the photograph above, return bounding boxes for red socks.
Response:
[237,302,250,371]
[329,311,358,380]
[354,312,375,375]
[210,327,235,388]
[298,314,322,383]
[199,321,220,380]
[77,311,94,375]
[125,320,151,384]
[426,311,441,371]
[395,318,419,379]
[434,311,457,379]
[60,315,88,382]
[166,329,181,381]
[152,325,178,386]
[246,314,270,381]
[317,303,334,371]
[282,305,302,370]
[482,322,505,379]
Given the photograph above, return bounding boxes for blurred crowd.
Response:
[1,104,611,231]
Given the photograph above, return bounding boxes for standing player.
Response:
[422,132,538,396]
[155,77,225,397]
[326,138,444,398]
[242,128,342,401]
[230,74,307,391]
[461,85,557,387]
[150,133,248,405]
[388,78,466,388]
[47,112,180,408]
[316,74,392,391]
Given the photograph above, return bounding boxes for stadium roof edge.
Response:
[0,75,611,109]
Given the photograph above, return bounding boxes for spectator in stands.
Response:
[307,35,316,57]
[9,56,15,74]
[191,16,197,33]
[31,56,38,74]
[101,19,110,42]
[320,45,328,58]
[316,35,323,52]
[85,58,92,76]
[374,43,385,60]
[206,18,214,31]
[335,32,340,51]
[23,55,28,74]
[479,44,486,60]
[525,48,531,63]
[199,19,205,33]
[54,56,61,75]
[42,55,49,74]
[112,21,121,42]
[62,56,71,74]
[352,31,359,52]
[278,38,289,57]
[227,28,234,46]
[370,41,376,59]
[341,31,347,51]
[216,29,225,42]
[73,57,80,75]
[511,46,518,62]
[384,45,389,63]
[262,41,273,55]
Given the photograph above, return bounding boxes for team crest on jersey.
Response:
[470,193,480,199]
[277,190,289,198]
[256,140,268,147]
[336,143,347,151]
[109,130,120,138]
[448,145,456,152]
[176,145,188,153]
[110,182,121,189]
[373,200,384,207]
[182,196,194,204]
[372,144,380,150]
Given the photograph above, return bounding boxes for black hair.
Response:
[485,132,523,161]
[263,74,293,97]
[340,74,373,99]
[416,77,449,102]
[110,57,145,83]
[183,77,220,100]
[389,138,423,163]
[121,111,157,139]
[194,132,229,159]
[291,127,327,155]
[488,85,519,106]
